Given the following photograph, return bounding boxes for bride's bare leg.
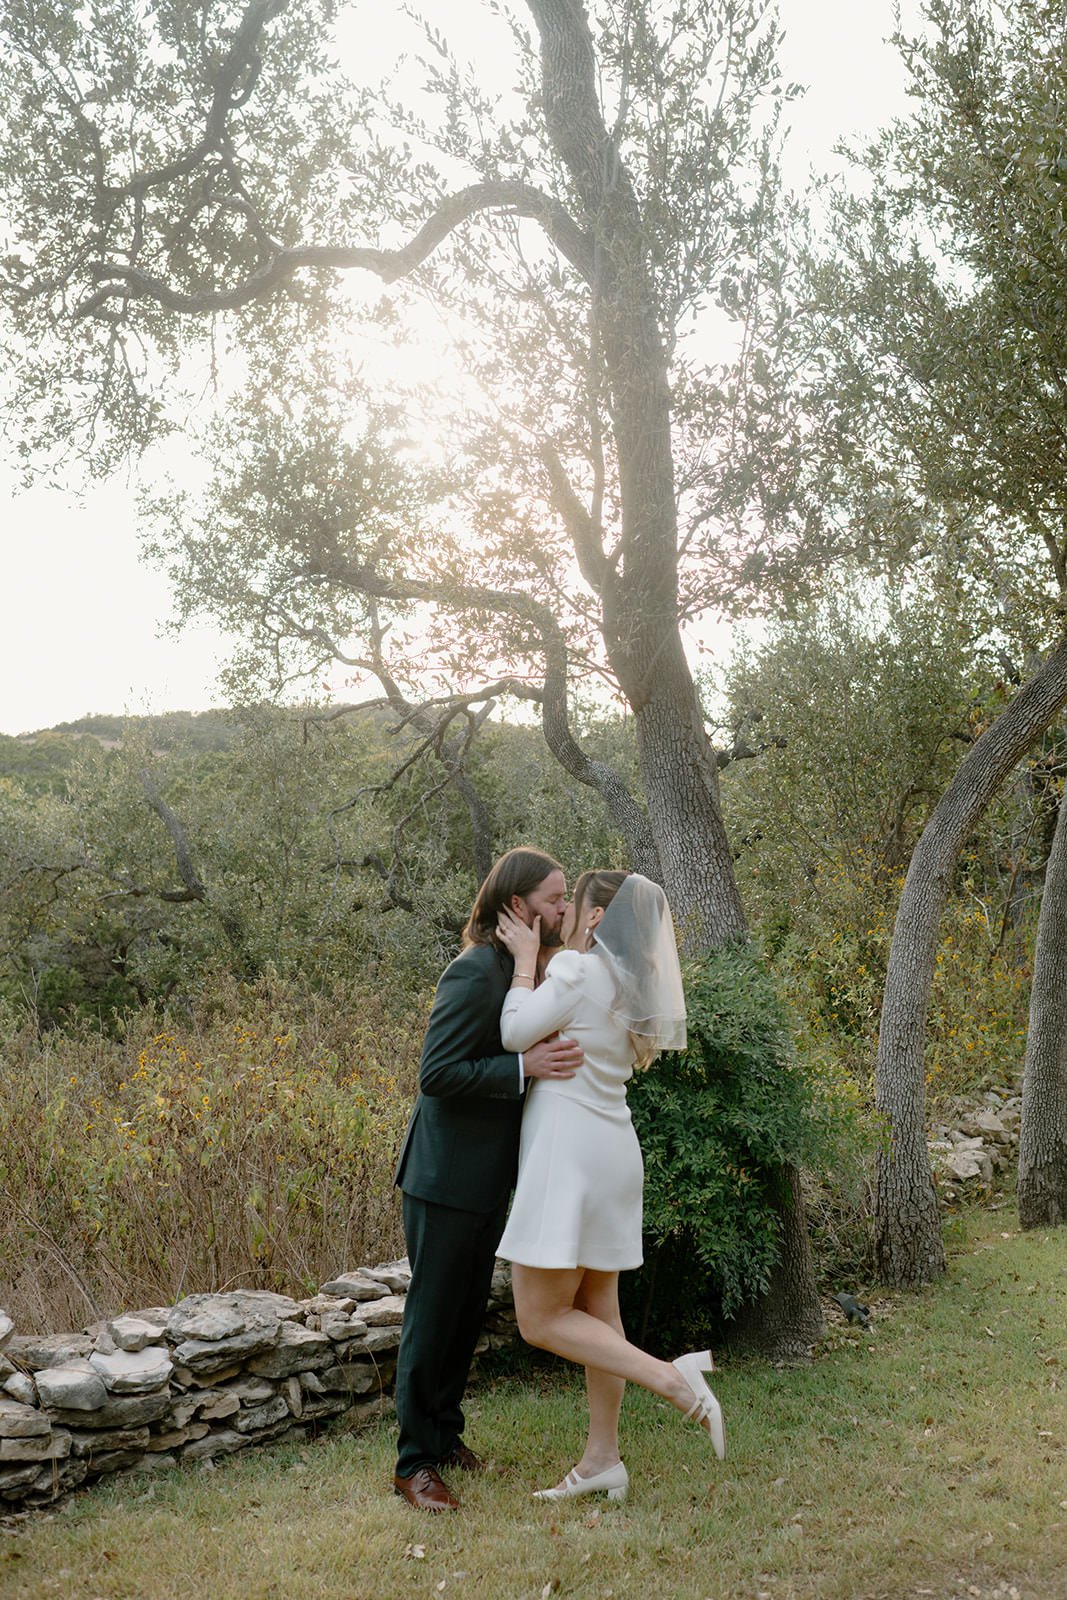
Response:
[512,1264,694,1415]
[573,1270,625,1473]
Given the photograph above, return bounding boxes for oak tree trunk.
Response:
[526,0,819,1350]
[876,639,1067,1285]
[729,1167,826,1359]
[630,641,746,947]
[1017,778,1067,1228]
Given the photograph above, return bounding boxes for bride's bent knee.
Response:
[512,1288,565,1349]
[513,1297,554,1349]
[511,1264,580,1349]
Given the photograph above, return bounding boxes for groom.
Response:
[392,847,583,1511]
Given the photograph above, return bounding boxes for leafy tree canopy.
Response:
[806,0,1067,648]
[0,0,824,947]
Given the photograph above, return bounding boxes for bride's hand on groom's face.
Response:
[497,907,541,964]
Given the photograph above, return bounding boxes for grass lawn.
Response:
[1,1210,1064,1600]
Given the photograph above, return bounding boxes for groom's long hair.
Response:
[462,847,563,952]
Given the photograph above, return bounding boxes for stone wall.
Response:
[0,1088,1023,1512]
[0,1260,516,1511]
[928,1088,1022,1203]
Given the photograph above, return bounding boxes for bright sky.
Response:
[0,0,921,737]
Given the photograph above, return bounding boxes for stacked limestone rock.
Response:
[928,1088,1023,1202]
[0,1260,516,1511]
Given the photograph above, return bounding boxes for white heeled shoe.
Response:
[533,1460,629,1502]
[672,1349,726,1459]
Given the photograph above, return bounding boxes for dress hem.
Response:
[497,1249,643,1271]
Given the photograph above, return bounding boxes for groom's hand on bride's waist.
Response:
[523,1035,583,1080]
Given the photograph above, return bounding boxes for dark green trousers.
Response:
[394,1191,510,1478]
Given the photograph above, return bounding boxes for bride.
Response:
[495,869,725,1503]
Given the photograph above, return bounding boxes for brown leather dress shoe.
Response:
[393,1466,460,1511]
[440,1443,487,1473]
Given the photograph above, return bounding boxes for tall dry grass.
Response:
[0,974,426,1332]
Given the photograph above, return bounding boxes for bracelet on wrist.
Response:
[514,971,535,980]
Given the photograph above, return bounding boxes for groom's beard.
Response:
[540,928,564,949]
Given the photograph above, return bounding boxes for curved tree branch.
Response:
[104,0,292,202]
[302,554,660,877]
[140,769,207,901]
[140,768,244,949]
[76,181,595,319]
[344,598,498,880]
[540,440,608,593]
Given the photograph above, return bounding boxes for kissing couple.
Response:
[392,847,725,1511]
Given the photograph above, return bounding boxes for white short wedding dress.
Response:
[496,950,644,1272]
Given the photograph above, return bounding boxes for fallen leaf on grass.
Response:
[405,1542,426,1560]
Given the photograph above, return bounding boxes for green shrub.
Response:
[626,943,866,1345]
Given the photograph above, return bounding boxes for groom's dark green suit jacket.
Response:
[394,942,524,1215]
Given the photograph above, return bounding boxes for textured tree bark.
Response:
[631,645,747,946]
[875,639,1067,1285]
[1017,780,1067,1228]
[729,1167,826,1358]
